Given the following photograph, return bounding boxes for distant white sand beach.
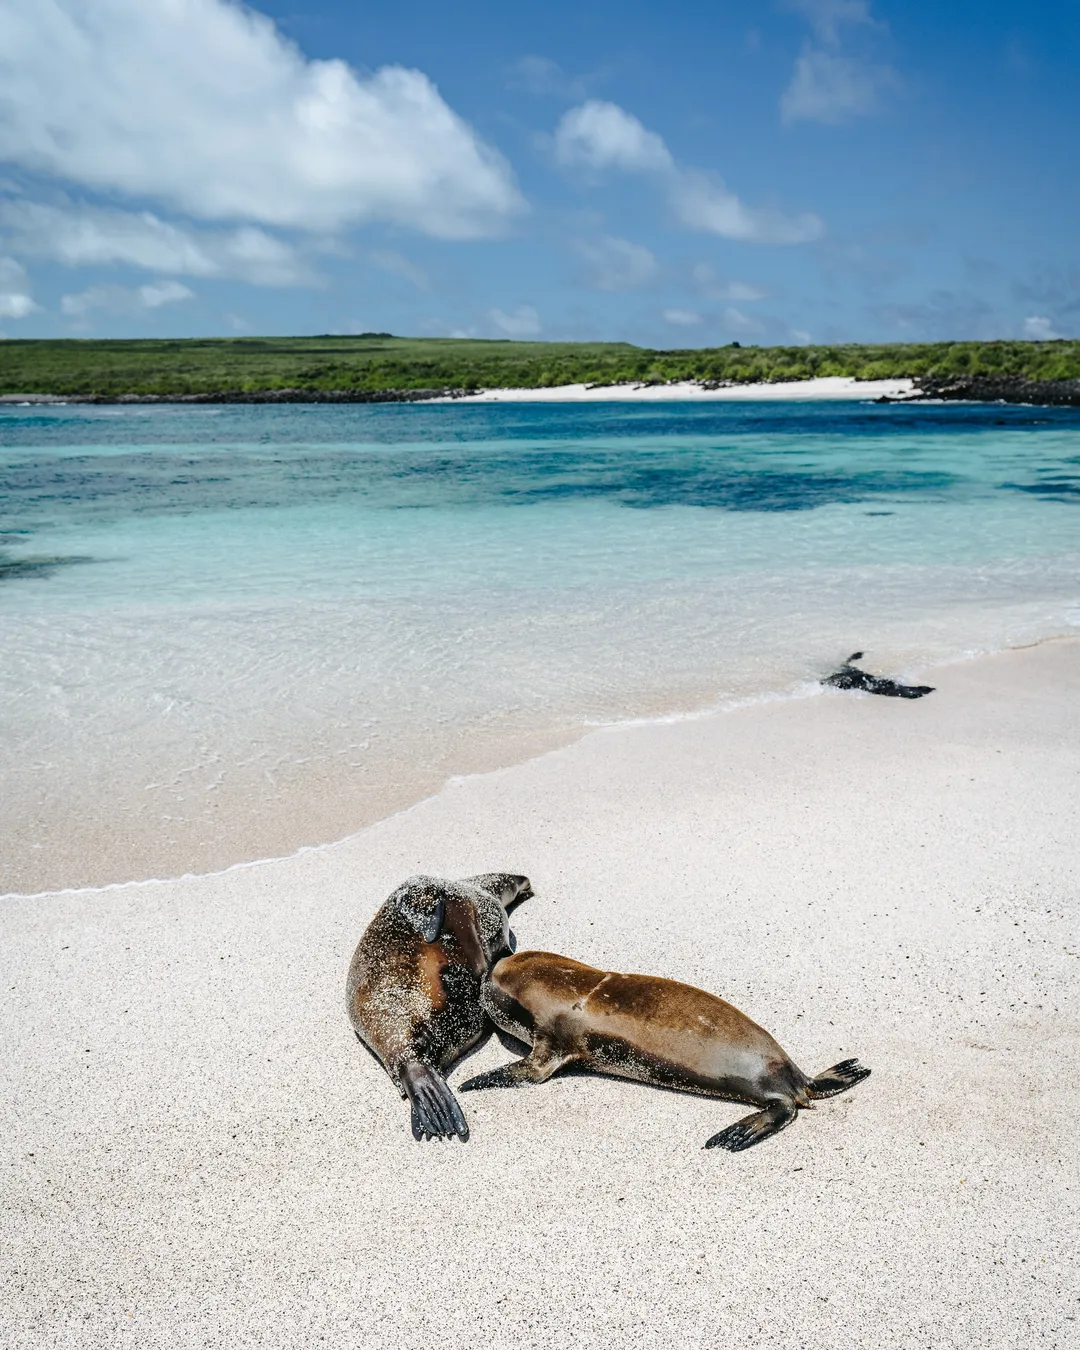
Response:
[2,639,1077,1348]
[430,375,916,402]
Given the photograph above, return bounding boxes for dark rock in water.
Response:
[910,376,1080,408]
[0,388,470,406]
[823,651,934,699]
[0,550,94,581]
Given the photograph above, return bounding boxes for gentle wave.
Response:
[2,400,1078,893]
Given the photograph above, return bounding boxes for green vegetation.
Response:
[2,334,1079,397]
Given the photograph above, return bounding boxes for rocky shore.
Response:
[3,375,1080,406]
[909,375,1080,406]
[0,387,468,405]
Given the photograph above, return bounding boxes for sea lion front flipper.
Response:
[459,1037,574,1091]
[390,878,445,943]
[704,1100,798,1152]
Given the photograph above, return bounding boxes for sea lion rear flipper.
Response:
[704,1100,798,1152]
[460,1037,573,1091]
[400,1061,469,1142]
[808,1057,871,1099]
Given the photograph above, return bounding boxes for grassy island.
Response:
[2,334,1079,398]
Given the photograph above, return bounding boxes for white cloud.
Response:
[575,236,658,291]
[555,102,673,174]
[782,0,898,124]
[488,305,541,337]
[369,249,429,290]
[138,281,195,309]
[781,49,898,124]
[672,171,823,245]
[0,199,315,285]
[61,281,194,317]
[691,265,768,301]
[0,255,39,317]
[1023,315,1062,340]
[509,56,589,101]
[0,0,523,239]
[787,0,874,44]
[662,308,702,326]
[554,101,822,244]
[721,306,766,336]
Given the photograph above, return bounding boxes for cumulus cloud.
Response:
[488,305,541,337]
[782,49,898,123]
[0,0,523,239]
[662,308,702,327]
[782,0,898,124]
[0,199,315,285]
[555,101,822,244]
[556,102,673,174]
[0,256,39,318]
[575,236,658,291]
[671,171,823,245]
[61,281,194,317]
[1022,315,1062,341]
[691,264,768,301]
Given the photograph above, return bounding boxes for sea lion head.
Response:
[463,873,534,959]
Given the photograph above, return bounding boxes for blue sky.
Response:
[0,0,1077,345]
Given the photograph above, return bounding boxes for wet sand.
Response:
[1,640,1077,1348]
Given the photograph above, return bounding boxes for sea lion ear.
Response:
[390,879,445,943]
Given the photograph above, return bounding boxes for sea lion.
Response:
[461,951,869,1151]
[346,872,533,1143]
[824,651,934,698]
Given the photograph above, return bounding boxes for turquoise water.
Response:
[2,399,1078,891]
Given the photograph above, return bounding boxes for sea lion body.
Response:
[463,951,869,1151]
[346,872,532,1142]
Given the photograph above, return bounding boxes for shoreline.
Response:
[2,634,1073,904]
[4,373,1080,406]
[2,638,1077,1347]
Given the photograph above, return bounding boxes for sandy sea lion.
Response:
[461,951,869,1151]
[346,872,532,1142]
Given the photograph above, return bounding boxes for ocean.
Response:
[2,397,1078,893]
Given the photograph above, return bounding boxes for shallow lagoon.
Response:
[2,398,1078,891]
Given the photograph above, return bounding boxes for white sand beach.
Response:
[2,640,1077,1348]
[430,375,917,402]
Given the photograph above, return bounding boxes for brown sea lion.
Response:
[461,951,869,1151]
[346,872,533,1142]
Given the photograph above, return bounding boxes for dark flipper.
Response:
[399,1061,469,1142]
[389,878,446,943]
[705,1100,798,1152]
[808,1057,871,1099]
[460,1037,574,1092]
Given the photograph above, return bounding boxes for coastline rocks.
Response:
[0,388,472,406]
[911,376,1080,407]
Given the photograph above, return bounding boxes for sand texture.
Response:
[430,375,916,402]
[2,641,1078,1348]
